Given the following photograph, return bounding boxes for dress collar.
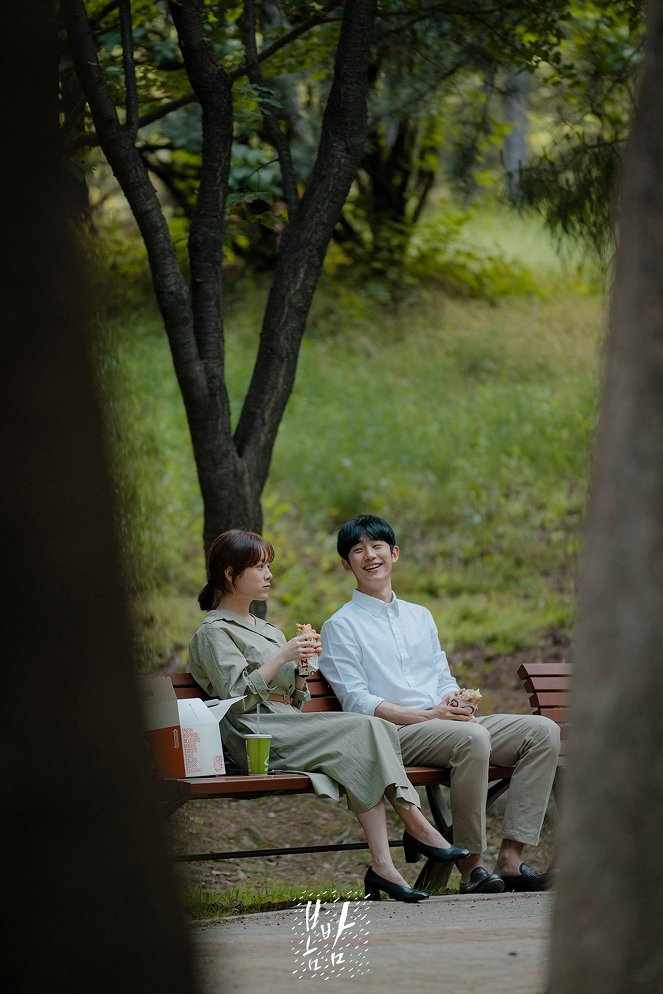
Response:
[204,608,274,636]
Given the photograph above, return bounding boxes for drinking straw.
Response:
[256,701,261,735]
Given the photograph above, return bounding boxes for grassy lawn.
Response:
[97,202,605,670]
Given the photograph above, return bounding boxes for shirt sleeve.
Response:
[189,625,271,714]
[427,610,460,700]
[291,684,311,711]
[319,618,384,716]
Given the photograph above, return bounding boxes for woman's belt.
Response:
[268,692,293,705]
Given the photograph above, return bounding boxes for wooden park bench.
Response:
[166,661,570,888]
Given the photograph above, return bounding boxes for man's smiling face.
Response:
[342,536,400,593]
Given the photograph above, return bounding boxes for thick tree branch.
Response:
[70,2,342,148]
[243,0,300,217]
[60,0,205,407]
[166,0,233,422]
[234,0,377,482]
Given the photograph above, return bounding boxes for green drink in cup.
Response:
[245,734,272,775]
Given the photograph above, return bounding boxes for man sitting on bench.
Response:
[318,514,560,894]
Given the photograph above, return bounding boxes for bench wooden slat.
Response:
[170,672,210,692]
[175,764,515,801]
[169,671,341,709]
[180,772,314,799]
[172,687,207,700]
[517,662,572,677]
[302,674,340,710]
[528,691,570,707]
[522,676,569,692]
[301,699,342,712]
[538,707,569,723]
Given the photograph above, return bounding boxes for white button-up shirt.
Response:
[319,589,459,716]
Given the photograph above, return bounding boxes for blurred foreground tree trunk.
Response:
[0,4,199,993]
[549,1,663,991]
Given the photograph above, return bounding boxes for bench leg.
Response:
[159,780,190,819]
[551,766,563,808]
[413,779,513,892]
[413,785,455,892]
[486,777,511,812]
[425,783,453,835]
[414,858,453,892]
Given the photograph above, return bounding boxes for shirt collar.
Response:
[351,588,399,616]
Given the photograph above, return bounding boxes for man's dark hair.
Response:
[337,514,397,561]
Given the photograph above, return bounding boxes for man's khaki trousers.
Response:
[398,713,560,853]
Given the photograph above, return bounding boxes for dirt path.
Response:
[190,892,553,993]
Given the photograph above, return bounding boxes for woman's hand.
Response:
[283,632,322,663]
[266,633,322,669]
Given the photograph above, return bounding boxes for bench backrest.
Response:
[169,670,341,712]
[171,665,571,725]
[301,672,342,712]
[516,661,571,729]
[170,671,212,700]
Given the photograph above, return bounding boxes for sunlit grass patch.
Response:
[185,881,374,921]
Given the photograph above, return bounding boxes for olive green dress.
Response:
[188,609,420,813]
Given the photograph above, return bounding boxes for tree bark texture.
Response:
[63,0,376,556]
[548,2,663,991]
[0,5,198,993]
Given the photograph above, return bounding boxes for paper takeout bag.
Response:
[139,675,185,779]
[176,696,244,777]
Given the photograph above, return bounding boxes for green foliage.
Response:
[518,139,621,258]
[96,206,603,670]
[517,1,645,255]
[76,0,639,279]
[331,0,574,276]
[326,196,586,302]
[406,201,542,299]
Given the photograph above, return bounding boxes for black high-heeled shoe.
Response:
[402,830,470,864]
[363,866,429,903]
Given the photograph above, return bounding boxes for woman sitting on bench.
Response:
[189,528,469,903]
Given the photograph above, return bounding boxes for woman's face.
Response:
[230,559,272,602]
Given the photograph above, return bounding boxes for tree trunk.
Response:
[548,2,663,990]
[63,0,376,560]
[0,6,198,992]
